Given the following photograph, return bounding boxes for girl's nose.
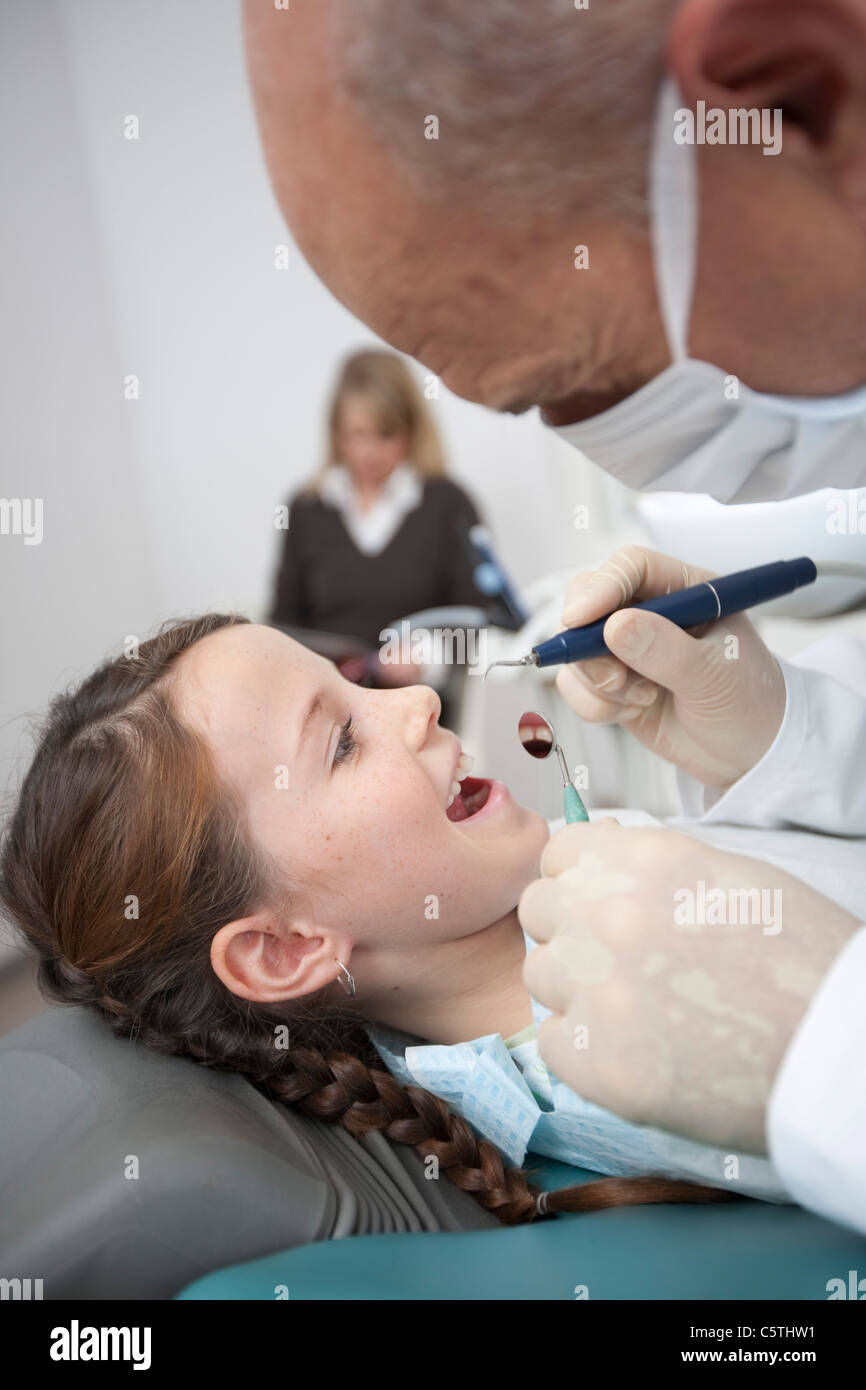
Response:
[402,683,441,749]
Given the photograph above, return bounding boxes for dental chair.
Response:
[3,1004,865,1301]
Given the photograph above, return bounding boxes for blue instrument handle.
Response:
[533,557,818,668]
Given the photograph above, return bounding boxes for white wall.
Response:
[0,0,636,812]
[0,0,160,800]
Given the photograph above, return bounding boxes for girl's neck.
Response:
[363,907,535,1047]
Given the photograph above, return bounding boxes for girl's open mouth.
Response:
[446,776,492,822]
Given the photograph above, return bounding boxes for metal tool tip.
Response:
[483,657,530,681]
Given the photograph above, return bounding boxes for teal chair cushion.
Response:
[177,1156,866,1300]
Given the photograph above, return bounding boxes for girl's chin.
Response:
[524,804,552,843]
[510,807,552,880]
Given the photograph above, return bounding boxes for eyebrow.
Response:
[294,690,324,766]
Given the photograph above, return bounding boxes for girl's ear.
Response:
[210,912,344,1004]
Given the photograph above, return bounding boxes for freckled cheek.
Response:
[368,782,439,837]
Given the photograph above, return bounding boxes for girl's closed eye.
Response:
[333,714,358,767]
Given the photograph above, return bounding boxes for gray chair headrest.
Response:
[0,1004,496,1298]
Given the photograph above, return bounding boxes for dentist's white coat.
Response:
[551,486,866,1230]
[539,73,866,1236]
[674,634,866,1238]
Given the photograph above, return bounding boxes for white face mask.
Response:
[549,78,866,504]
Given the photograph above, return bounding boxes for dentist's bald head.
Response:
[244,0,866,418]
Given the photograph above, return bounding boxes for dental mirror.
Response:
[518,710,589,823]
[518,709,556,759]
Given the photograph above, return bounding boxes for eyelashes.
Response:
[334,714,358,766]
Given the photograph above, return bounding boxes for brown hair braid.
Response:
[0,614,739,1225]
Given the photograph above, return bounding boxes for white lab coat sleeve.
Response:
[674,635,866,836]
[767,926,866,1236]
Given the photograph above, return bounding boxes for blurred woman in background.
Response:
[270,349,488,690]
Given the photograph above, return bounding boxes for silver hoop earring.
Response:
[335,959,356,997]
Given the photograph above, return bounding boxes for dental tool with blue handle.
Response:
[486,557,820,675]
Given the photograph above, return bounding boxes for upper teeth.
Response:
[456,751,474,778]
[446,750,475,807]
[520,726,552,745]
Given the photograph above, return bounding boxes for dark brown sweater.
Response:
[270,477,489,649]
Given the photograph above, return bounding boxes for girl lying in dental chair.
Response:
[1,613,861,1226]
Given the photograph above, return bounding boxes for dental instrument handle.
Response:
[563,784,590,824]
[530,557,818,668]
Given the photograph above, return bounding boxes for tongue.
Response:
[446,776,489,823]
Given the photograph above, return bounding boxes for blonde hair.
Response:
[309,349,446,494]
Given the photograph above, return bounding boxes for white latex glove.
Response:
[519,822,859,1156]
[556,546,786,789]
